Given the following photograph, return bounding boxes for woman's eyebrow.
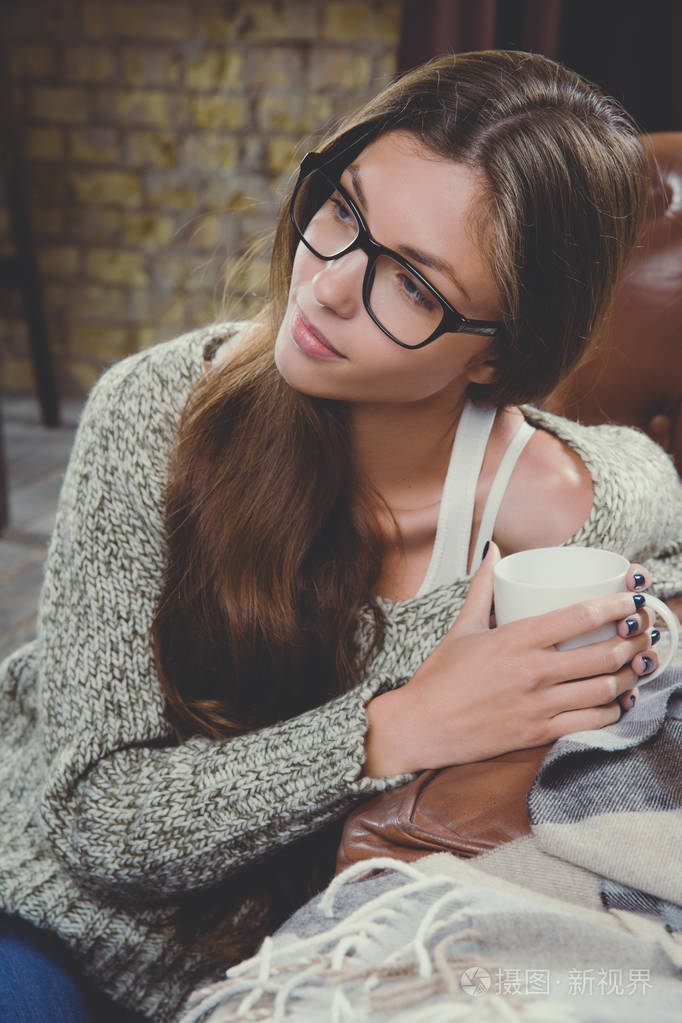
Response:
[347,163,471,304]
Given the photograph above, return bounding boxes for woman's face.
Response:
[274,131,502,407]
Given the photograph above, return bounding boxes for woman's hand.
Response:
[364,544,658,776]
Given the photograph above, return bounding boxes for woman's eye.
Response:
[330,195,355,224]
[398,272,437,310]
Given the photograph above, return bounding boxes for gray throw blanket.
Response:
[180,648,682,1022]
[529,644,682,929]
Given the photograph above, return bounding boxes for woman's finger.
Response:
[506,591,649,649]
[454,540,500,631]
[618,686,640,712]
[545,662,640,714]
[626,563,651,592]
[616,608,655,637]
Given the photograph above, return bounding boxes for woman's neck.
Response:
[349,393,468,511]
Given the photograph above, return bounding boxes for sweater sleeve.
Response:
[36,340,413,903]
[622,433,682,601]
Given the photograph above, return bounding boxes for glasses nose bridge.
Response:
[344,219,381,277]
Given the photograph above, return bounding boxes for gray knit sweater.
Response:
[1,323,681,1021]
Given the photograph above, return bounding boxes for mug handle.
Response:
[640,596,680,683]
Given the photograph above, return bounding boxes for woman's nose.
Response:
[311,249,366,318]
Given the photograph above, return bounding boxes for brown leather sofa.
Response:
[547,132,682,476]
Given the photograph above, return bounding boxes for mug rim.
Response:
[493,546,629,589]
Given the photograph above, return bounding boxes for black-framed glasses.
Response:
[289,151,505,350]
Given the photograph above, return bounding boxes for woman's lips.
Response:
[291,309,345,360]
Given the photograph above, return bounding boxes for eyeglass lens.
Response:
[292,169,445,347]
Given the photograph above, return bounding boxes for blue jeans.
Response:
[0,915,151,1023]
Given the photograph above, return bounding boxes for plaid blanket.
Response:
[180,647,682,1022]
[529,641,682,929]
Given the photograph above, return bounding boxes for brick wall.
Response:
[1,0,401,397]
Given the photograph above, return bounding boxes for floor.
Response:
[0,395,83,662]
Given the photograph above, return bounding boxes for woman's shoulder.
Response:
[494,405,680,554]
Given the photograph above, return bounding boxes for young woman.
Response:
[0,51,680,1023]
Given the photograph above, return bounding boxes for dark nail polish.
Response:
[625,618,638,636]
[651,629,661,646]
[640,656,654,675]
[482,540,490,559]
[633,594,646,610]
[630,694,637,706]
[633,573,646,590]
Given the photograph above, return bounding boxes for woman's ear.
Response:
[466,351,499,386]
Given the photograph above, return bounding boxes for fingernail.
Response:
[651,629,661,645]
[625,618,638,636]
[482,540,490,559]
[640,655,654,675]
[633,573,646,590]
[633,594,646,610]
[630,694,637,707]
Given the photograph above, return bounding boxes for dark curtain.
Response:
[397,0,682,132]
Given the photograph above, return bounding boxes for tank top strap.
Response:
[415,400,497,596]
[470,417,536,571]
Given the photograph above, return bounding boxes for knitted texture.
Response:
[0,323,680,1021]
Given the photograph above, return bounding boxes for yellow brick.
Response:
[122,211,175,246]
[30,206,64,238]
[266,136,302,175]
[2,356,35,395]
[244,48,306,88]
[64,47,116,82]
[113,89,189,128]
[68,360,102,395]
[154,293,186,326]
[127,131,179,168]
[183,134,238,170]
[37,245,80,279]
[69,170,141,207]
[83,2,192,42]
[225,191,260,212]
[65,207,121,242]
[257,94,333,133]
[9,43,55,79]
[135,327,159,350]
[29,86,91,124]
[186,291,225,325]
[3,1,79,39]
[70,322,138,359]
[85,248,148,286]
[309,50,371,90]
[192,3,239,42]
[184,50,243,91]
[22,127,65,161]
[190,95,247,131]
[323,1,401,42]
[378,50,397,83]
[144,178,199,210]
[69,128,120,164]
[69,284,128,320]
[122,47,181,86]
[153,250,215,292]
[176,214,223,251]
[229,257,270,295]
[234,2,319,40]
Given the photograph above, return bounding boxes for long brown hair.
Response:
[153,51,648,964]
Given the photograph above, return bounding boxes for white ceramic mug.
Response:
[493,546,679,683]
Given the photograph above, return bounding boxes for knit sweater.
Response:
[1,323,681,1021]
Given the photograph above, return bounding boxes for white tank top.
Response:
[415,400,535,596]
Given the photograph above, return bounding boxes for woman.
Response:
[0,51,680,1022]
